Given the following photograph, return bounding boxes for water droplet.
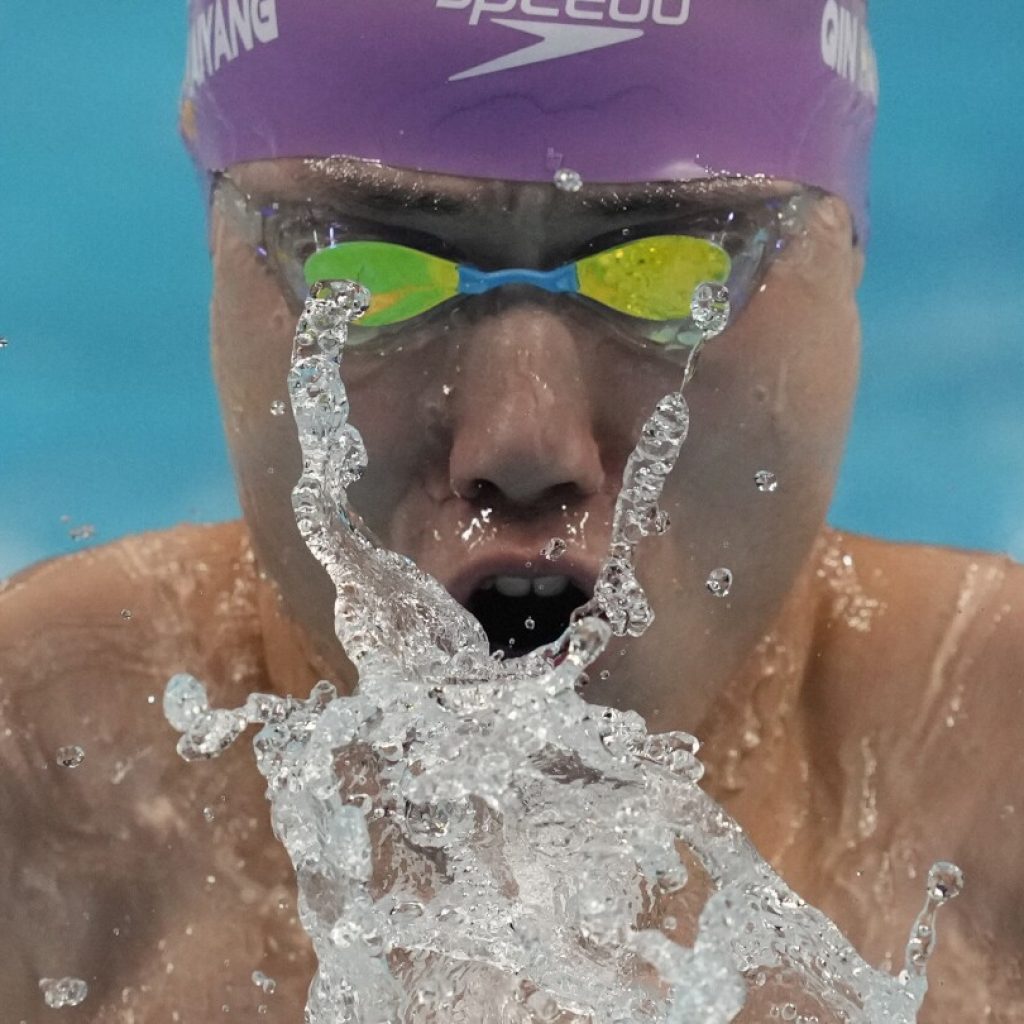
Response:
[524,617,535,631]
[203,806,216,823]
[39,977,88,1008]
[55,745,85,768]
[270,400,286,417]
[541,537,567,561]
[120,608,132,620]
[600,669,610,680]
[146,694,156,704]
[0,337,8,349]
[251,970,277,995]
[441,384,452,397]
[690,282,730,336]
[754,469,778,493]
[927,861,964,903]
[68,524,96,541]
[706,567,733,597]
[553,167,583,192]
[163,673,210,732]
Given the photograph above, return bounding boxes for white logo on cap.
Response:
[436,0,689,80]
[450,19,641,80]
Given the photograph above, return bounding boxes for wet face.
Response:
[209,157,862,733]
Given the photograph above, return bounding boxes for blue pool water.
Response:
[1,4,1022,578]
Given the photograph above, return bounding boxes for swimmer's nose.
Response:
[447,305,605,508]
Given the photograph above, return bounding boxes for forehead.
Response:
[229,156,793,220]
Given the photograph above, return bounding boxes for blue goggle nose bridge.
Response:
[457,263,580,297]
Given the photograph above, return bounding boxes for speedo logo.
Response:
[437,0,689,28]
[436,0,689,80]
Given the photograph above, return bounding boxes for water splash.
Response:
[164,279,953,1022]
[754,470,778,493]
[572,284,723,641]
[900,862,964,994]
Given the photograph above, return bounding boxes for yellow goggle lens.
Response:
[576,235,731,321]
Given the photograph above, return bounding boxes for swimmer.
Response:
[1,1,1022,1020]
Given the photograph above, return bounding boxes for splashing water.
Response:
[901,862,963,984]
[165,279,959,1022]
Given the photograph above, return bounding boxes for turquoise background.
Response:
[1,4,1022,578]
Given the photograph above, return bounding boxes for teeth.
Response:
[534,575,569,597]
[494,576,531,598]
[491,575,570,598]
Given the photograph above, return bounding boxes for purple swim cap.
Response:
[180,0,878,236]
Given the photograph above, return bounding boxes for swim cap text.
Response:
[820,0,878,103]
[185,0,279,90]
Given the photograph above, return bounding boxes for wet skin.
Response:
[0,160,1023,1021]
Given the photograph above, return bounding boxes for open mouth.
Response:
[466,575,590,658]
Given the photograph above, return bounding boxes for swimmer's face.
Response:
[209,158,862,731]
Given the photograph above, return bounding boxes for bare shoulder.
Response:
[817,528,1024,842]
[0,519,259,678]
[809,530,1024,1007]
[0,517,267,821]
[810,528,1023,735]
[0,523,295,1020]
[0,519,248,614]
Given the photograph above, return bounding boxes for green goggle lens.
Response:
[304,241,459,328]
[303,235,731,331]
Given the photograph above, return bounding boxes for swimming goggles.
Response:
[304,235,730,330]
[214,174,816,350]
